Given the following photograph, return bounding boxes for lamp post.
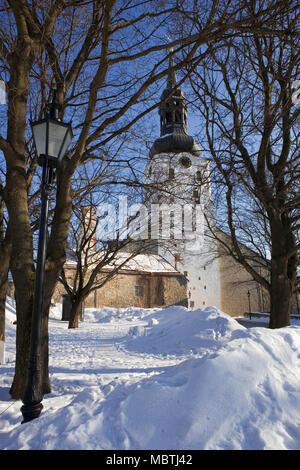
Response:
[247,290,251,320]
[21,92,72,423]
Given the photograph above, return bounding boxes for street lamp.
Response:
[21,92,72,423]
[247,290,251,320]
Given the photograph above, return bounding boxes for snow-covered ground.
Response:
[1,297,300,450]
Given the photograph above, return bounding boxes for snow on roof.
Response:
[107,252,179,274]
[65,251,180,275]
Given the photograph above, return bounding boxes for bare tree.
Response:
[188,3,300,328]
[0,0,296,398]
[58,199,155,328]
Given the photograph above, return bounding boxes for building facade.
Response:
[144,49,221,311]
[50,51,298,318]
[52,253,188,310]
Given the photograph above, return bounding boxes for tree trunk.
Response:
[269,216,297,329]
[269,263,292,329]
[39,168,74,389]
[6,168,36,399]
[9,286,34,399]
[68,300,82,329]
[0,280,7,344]
[4,35,38,398]
[7,113,72,400]
[0,277,8,365]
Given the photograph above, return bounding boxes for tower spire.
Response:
[166,48,177,90]
[158,48,188,137]
[149,49,201,158]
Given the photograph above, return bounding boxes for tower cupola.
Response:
[150,49,201,158]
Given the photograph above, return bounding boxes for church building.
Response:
[50,51,299,319]
[144,48,221,312]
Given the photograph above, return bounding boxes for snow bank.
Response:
[1,302,300,450]
[125,306,245,355]
[120,326,300,449]
[83,306,155,324]
[50,303,161,323]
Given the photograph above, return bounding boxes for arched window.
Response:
[175,110,181,123]
[166,111,172,123]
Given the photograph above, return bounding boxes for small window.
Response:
[193,190,200,204]
[166,111,172,123]
[196,170,201,181]
[190,301,195,308]
[204,285,206,290]
[135,286,144,297]
[184,271,188,277]
[169,167,175,179]
[175,111,181,123]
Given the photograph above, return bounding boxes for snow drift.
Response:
[1,300,300,450]
[121,325,300,449]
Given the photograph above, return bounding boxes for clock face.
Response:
[179,156,192,168]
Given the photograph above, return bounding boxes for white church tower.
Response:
[145,49,221,310]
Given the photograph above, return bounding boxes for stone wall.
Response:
[52,269,188,310]
[217,252,270,317]
[216,230,299,317]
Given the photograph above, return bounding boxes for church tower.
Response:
[145,49,221,310]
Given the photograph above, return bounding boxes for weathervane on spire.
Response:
[166,43,177,90]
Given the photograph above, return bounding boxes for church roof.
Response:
[64,251,181,275]
[103,252,180,274]
[149,128,201,158]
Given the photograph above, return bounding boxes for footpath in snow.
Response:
[1,298,300,450]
